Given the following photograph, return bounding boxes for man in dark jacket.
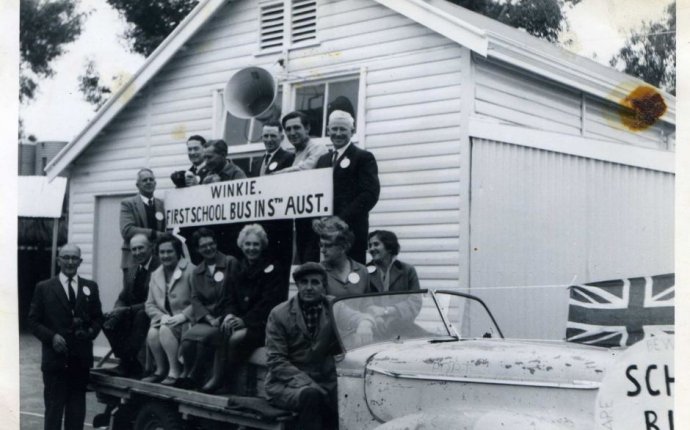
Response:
[201,139,246,184]
[315,110,380,263]
[28,244,103,430]
[102,233,160,377]
[265,262,374,430]
[170,134,209,187]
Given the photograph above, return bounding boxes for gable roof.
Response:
[46,0,676,180]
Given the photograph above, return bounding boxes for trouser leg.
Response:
[296,387,328,430]
[63,379,86,430]
[42,371,66,430]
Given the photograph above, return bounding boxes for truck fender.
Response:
[373,409,575,430]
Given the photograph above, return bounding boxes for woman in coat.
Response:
[366,229,423,336]
[313,216,372,298]
[178,228,238,389]
[202,224,288,393]
[142,234,195,385]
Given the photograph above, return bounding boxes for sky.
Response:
[19,0,675,142]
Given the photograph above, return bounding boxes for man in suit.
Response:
[248,122,294,177]
[170,134,209,187]
[102,233,160,377]
[315,110,380,263]
[249,122,295,269]
[275,111,329,263]
[119,168,166,268]
[28,244,103,430]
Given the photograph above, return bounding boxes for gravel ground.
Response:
[20,333,103,430]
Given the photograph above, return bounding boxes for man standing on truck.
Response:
[119,168,166,268]
[316,110,380,264]
[102,233,160,377]
[170,134,208,187]
[274,111,329,263]
[201,139,246,184]
[265,262,375,430]
[28,244,103,430]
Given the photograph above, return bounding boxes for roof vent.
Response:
[291,0,317,45]
[260,1,284,51]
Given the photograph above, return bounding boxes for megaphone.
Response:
[223,67,278,120]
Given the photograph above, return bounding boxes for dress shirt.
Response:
[282,140,329,172]
[334,141,353,163]
[139,194,155,206]
[58,272,78,303]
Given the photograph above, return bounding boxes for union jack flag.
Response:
[566,274,674,347]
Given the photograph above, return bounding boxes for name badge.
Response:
[268,161,278,171]
[347,272,360,284]
[214,271,224,282]
[82,286,91,296]
[264,264,274,273]
[155,212,164,221]
[340,158,351,169]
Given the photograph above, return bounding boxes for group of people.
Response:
[28,109,422,430]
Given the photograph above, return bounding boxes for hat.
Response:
[292,262,327,283]
[328,110,354,127]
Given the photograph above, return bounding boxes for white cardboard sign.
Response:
[164,169,333,228]
[596,334,674,430]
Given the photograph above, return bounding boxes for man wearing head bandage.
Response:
[315,110,380,263]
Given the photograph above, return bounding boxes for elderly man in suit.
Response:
[120,168,166,269]
[28,244,103,430]
[315,110,380,263]
[102,233,160,377]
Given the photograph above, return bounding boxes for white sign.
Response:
[164,169,333,228]
[596,334,674,430]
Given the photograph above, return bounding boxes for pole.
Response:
[50,218,59,277]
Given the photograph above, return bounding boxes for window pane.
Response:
[295,83,325,137]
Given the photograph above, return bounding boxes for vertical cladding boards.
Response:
[469,138,674,340]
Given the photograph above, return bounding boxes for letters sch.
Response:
[626,364,674,430]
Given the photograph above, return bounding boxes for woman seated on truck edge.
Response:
[142,234,195,385]
[202,223,289,394]
[178,228,239,390]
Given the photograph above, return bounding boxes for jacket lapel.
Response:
[388,261,404,290]
[291,297,309,337]
[154,198,164,230]
[168,259,188,293]
[134,196,148,228]
[51,277,72,314]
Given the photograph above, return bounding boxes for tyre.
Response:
[133,401,185,430]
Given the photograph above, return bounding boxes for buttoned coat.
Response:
[315,143,380,263]
[145,258,195,326]
[189,252,239,322]
[248,147,295,177]
[366,259,423,327]
[119,195,166,268]
[28,276,103,373]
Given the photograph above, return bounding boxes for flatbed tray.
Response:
[89,368,294,423]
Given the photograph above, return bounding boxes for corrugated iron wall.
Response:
[469,138,674,340]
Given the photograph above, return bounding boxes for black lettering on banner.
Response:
[255,200,265,217]
[267,199,275,216]
[664,365,674,396]
[646,365,660,396]
[626,365,641,396]
[669,410,674,430]
[644,411,659,430]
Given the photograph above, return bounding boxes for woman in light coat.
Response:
[142,234,195,385]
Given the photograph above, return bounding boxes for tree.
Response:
[447,0,581,43]
[78,59,112,109]
[20,0,86,102]
[610,2,675,95]
[107,0,199,57]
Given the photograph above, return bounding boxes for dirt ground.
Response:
[20,333,103,430]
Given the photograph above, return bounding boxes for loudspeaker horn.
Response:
[223,67,277,119]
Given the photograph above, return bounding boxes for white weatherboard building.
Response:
[46,0,675,343]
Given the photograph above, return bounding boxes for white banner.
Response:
[164,169,333,228]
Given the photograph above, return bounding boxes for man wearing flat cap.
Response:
[265,262,374,430]
[315,110,380,264]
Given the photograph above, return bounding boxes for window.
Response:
[294,78,359,138]
[258,0,317,53]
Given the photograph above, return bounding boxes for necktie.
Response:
[332,151,338,166]
[134,265,147,302]
[67,276,76,309]
[148,198,154,207]
[261,153,271,175]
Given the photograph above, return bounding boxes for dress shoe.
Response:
[160,376,179,386]
[141,373,166,383]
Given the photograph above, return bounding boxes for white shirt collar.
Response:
[142,256,153,270]
[58,272,78,296]
[139,194,154,205]
[335,141,352,160]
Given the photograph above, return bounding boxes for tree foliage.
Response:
[447,0,581,43]
[20,0,86,101]
[106,0,199,57]
[610,2,675,95]
[78,59,112,109]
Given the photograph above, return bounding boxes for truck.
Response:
[89,288,618,429]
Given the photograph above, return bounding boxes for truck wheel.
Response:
[133,402,185,430]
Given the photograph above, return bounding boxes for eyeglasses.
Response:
[59,256,82,262]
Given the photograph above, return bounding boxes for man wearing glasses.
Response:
[28,244,103,430]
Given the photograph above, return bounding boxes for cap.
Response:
[292,262,327,283]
